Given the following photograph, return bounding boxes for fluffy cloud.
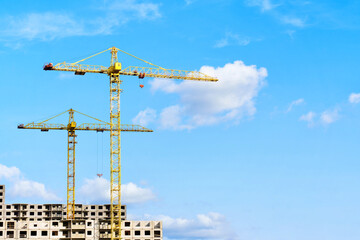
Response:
[158,105,192,130]
[214,32,251,48]
[132,108,157,126]
[0,0,161,43]
[123,182,156,204]
[281,16,306,27]
[78,177,156,204]
[144,60,267,130]
[185,0,195,5]
[320,108,339,125]
[78,177,109,202]
[109,0,161,20]
[299,111,316,127]
[245,0,278,12]
[0,163,60,201]
[349,93,360,104]
[11,180,60,201]
[139,212,238,240]
[0,164,21,180]
[287,98,304,112]
[245,0,306,28]
[1,13,90,41]
[300,108,340,127]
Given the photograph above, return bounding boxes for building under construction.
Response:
[0,185,162,239]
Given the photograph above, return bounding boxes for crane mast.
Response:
[67,110,76,219]
[43,47,218,239]
[109,47,122,238]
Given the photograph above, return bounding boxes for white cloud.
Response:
[132,108,157,126]
[281,16,306,27]
[0,0,161,43]
[137,212,238,240]
[123,182,156,204]
[0,163,60,201]
[11,180,60,201]
[4,41,24,50]
[300,108,340,127]
[148,60,267,130]
[214,32,251,48]
[286,30,296,39]
[245,0,278,12]
[299,111,316,127]
[185,0,195,5]
[78,177,156,204]
[0,164,21,180]
[159,105,192,130]
[109,0,161,20]
[349,93,360,104]
[287,98,304,112]
[245,1,306,28]
[320,108,339,125]
[79,177,109,202]
[1,13,94,41]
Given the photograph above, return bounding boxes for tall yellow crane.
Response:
[18,108,152,220]
[43,47,218,239]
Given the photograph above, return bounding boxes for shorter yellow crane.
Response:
[18,109,152,220]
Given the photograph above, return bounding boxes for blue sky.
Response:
[1,0,360,239]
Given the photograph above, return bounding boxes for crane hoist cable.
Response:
[97,131,99,176]
[96,131,104,178]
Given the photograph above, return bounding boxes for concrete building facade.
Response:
[0,185,162,240]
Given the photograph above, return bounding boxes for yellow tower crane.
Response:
[43,47,218,239]
[18,108,152,220]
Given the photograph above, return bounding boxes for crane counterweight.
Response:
[43,63,53,70]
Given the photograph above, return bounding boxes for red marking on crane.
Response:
[43,63,53,70]
[139,73,145,79]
